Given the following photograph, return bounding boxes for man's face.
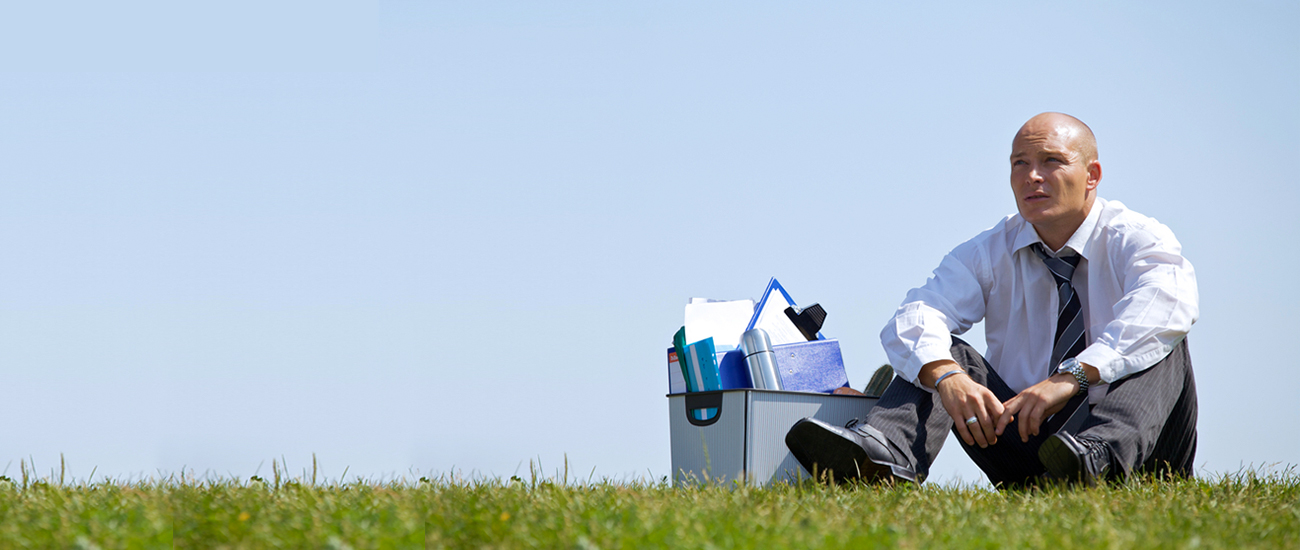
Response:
[1009,123,1099,233]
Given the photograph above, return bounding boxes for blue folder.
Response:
[673,328,722,421]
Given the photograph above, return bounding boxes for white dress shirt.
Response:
[880,198,1199,403]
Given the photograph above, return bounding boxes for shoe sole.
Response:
[1038,434,1086,483]
[785,419,894,484]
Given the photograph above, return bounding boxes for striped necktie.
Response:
[1033,243,1087,375]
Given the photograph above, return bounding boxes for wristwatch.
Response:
[1057,357,1089,395]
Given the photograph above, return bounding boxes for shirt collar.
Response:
[1012,197,1106,259]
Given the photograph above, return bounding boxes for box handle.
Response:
[683,391,723,427]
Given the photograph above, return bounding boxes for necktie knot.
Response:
[1033,243,1081,286]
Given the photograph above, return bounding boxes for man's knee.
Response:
[1079,338,1198,477]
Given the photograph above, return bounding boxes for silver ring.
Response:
[964,416,979,425]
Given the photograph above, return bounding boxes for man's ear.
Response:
[1087,160,1102,191]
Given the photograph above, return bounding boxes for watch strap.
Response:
[1058,359,1088,395]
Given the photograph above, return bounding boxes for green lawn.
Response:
[0,468,1296,549]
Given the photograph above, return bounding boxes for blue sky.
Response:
[1,2,1296,485]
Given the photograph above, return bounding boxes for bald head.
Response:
[1015,112,1098,163]
[1008,112,1103,250]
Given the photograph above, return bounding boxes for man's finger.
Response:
[976,404,998,446]
[996,397,1021,436]
[981,392,1006,442]
[995,411,1014,436]
[940,388,976,447]
[1029,401,1049,438]
[1019,400,1035,443]
[985,393,1008,419]
[967,407,991,448]
[952,411,976,447]
[977,413,998,447]
[955,402,991,449]
[1020,400,1047,443]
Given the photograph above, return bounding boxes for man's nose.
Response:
[1028,166,1045,183]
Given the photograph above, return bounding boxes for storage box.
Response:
[666,339,848,394]
[667,389,877,486]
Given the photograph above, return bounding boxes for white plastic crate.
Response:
[667,389,877,486]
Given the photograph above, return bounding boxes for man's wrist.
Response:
[1052,372,1081,393]
[1056,357,1089,395]
[934,369,967,390]
[919,359,961,389]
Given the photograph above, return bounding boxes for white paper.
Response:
[684,299,755,350]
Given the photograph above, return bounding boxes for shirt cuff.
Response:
[907,343,957,393]
[1076,344,1124,383]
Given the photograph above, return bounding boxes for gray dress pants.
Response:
[864,337,1198,486]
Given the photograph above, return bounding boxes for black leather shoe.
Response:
[784,417,918,484]
[1038,432,1112,486]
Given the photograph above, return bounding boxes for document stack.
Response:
[665,278,879,486]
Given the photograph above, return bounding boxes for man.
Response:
[785,113,1199,487]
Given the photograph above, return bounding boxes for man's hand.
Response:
[920,360,1005,448]
[995,374,1077,443]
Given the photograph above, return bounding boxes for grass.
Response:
[0,461,1296,549]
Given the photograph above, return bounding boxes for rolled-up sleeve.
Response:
[1076,222,1199,383]
[881,244,989,389]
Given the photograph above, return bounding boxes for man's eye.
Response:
[1013,160,1027,166]
[1046,157,1062,163]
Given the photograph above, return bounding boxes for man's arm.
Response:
[1075,222,1198,383]
[880,244,989,386]
[997,218,1198,441]
[882,239,1006,448]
